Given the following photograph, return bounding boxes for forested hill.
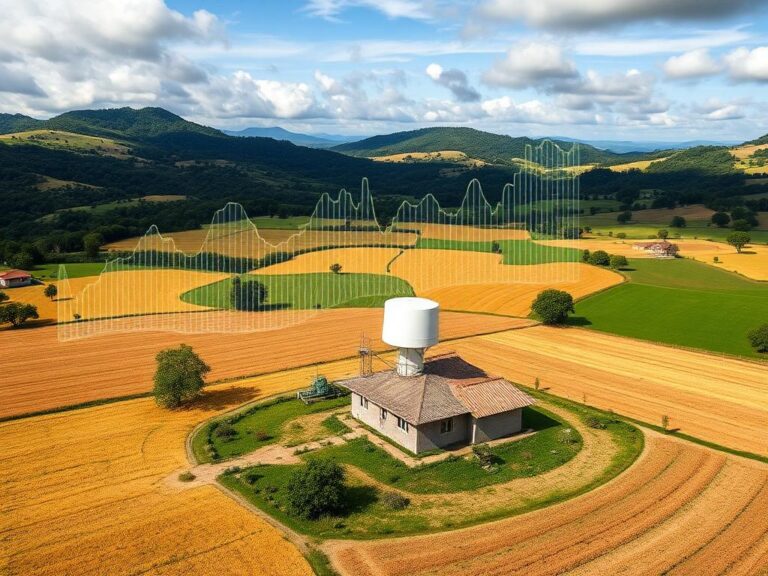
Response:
[747,133,768,145]
[331,126,649,166]
[0,107,222,139]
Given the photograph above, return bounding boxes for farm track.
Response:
[451,326,768,456]
[0,309,530,419]
[325,436,768,576]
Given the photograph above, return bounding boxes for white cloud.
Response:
[302,0,435,21]
[481,96,596,124]
[694,99,745,121]
[575,28,750,57]
[725,46,768,82]
[425,63,480,102]
[664,49,722,79]
[483,41,577,88]
[476,0,759,30]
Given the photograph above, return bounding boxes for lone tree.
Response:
[286,458,346,520]
[748,324,768,353]
[609,254,628,269]
[617,210,632,224]
[726,231,751,253]
[153,344,210,408]
[588,250,610,266]
[329,263,343,274]
[0,291,8,304]
[82,232,104,259]
[657,229,669,239]
[711,212,730,228]
[531,289,575,325]
[230,279,268,310]
[670,216,687,228]
[0,303,39,328]
[44,284,58,301]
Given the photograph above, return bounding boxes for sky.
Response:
[1,0,768,141]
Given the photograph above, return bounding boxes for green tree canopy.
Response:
[286,458,346,520]
[531,289,575,325]
[8,251,35,270]
[153,344,210,408]
[731,219,752,232]
[711,212,730,227]
[82,232,104,259]
[657,229,669,239]
[230,279,268,311]
[616,211,632,224]
[44,284,58,300]
[748,324,768,353]
[588,250,610,266]
[609,254,629,269]
[329,263,343,274]
[0,291,8,304]
[726,231,751,253]
[0,302,39,327]
[670,216,686,228]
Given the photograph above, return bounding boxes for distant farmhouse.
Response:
[338,298,535,454]
[632,240,679,258]
[0,269,32,288]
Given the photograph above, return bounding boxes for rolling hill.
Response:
[223,126,356,148]
[331,126,649,166]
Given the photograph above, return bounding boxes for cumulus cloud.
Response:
[475,0,761,30]
[725,46,768,82]
[0,65,46,96]
[483,42,577,88]
[425,63,480,102]
[664,49,723,79]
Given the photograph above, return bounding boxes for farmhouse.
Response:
[338,297,535,454]
[0,269,32,288]
[632,240,679,258]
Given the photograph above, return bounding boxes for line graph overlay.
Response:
[57,141,580,340]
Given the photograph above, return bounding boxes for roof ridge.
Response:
[415,374,429,422]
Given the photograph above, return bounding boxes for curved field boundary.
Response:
[325,435,768,576]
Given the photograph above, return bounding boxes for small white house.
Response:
[0,269,32,288]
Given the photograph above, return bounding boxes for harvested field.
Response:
[685,242,768,281]
[257,247,401,275]
[390,249,621,292]
[1,362,371,576]
[0,309,530,418]
[608,157,668,171]
[732,143,768,160]
[105,226,417,257]
[536,238,733,258]
[325,435,768,576]
[1,283,60,325]
[452,327,768,456]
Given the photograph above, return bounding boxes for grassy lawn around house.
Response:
[218,396,642,539]
[571,258,768,358]
[32,262,109,280]
[181,272,414,311]
[192,395,350,463]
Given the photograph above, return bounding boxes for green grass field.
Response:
[31,262,108,280]
[572,258,768,358]
[181,272,414,310]
[415,238,580,264]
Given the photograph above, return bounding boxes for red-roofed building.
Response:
[632,241,679,258]
[0,269,32,288]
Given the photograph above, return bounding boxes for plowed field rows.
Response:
[325,436,768,576]
[0,309,530,418]
[453,327,768,456]
[2,361,370,576]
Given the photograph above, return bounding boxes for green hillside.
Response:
[0,113,42,134]
[645,146,737,176]
[332,127,645,166]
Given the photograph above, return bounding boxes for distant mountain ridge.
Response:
[223,126,357,148]
[331,126,646,166]
[553,137,742,154]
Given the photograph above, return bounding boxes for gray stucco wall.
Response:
[472,409,523,443]
[416,414,470,452]
[350,392,418,453]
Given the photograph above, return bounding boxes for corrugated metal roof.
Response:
[337,352,534,425]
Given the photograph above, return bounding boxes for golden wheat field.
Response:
[257,247,401,275]
[453,327,768,456]
[1,360,370,576]
[325,434,768,576]
[685,242,768,281]
[608,157,668,172]
[0,309,528,418]
[412,223,530,241]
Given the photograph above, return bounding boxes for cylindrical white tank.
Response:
[382,297,439,376]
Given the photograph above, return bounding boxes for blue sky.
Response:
[2,0,768,140]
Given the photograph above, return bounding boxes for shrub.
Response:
[585,416,607,429]
[531,289,574,325]
[711,212,730,227]
[0,291,7,304]
[178,471,196,482]
[657,229,669,239]
[230,279,268,311]
[215,422,238,440]
[731,219,752,232]
[748,324,768,353]
[287,459,346,520]
[588,250,610,266]
[670,216,686,228]
[329,263,343,274]
[559,428,578,445]
[381,491,410,511]
[616,232,626,239]
[617,210,632,224]
[581,249,590,263]
[472,443,496,467]
[609,254,628,269]
[254,430,271,442]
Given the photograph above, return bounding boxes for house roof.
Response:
[337,353,535,425]
[633,241,677,251]
[0,269,32,280]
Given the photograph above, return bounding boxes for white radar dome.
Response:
[382,297,439,349]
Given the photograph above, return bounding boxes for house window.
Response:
[359,395,368,409]
[440,418,453,434]
[380,408,387,420]
[396,416,409,432]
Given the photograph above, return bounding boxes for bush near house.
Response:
[287,459,346,520]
